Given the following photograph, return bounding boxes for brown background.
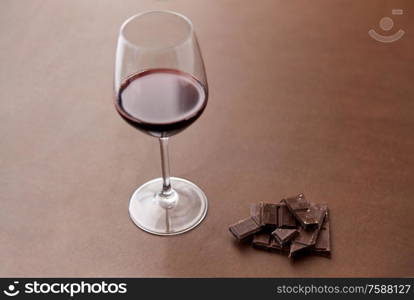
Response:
[1,0,413,277]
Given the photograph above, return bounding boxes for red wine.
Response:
[115,68,207,137]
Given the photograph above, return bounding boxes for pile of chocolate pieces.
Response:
[228,194,331,258]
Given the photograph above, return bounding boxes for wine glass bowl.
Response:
[120,11,192,49]
[114,11,208,235]
[116,68,207,138]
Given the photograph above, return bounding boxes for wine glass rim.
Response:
[119,10,194,50]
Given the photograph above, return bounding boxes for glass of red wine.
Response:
[114,11,208,235]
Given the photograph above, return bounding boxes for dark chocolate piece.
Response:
[283,193,319,229]
[277,204,297,228]
[229,217,262,240]
[250,202,264,225]
[283,193,309,211]
[269,238,290,253]
[312,203,328,229]
[289,242,309,258]
[294,227,318,245]
[312,212,331,256]
[252,233,271,249]
[294,204,327,246]
[251,203,286,228]
[295,203,326,229]
[262,203,278,227]
[294,210,318,227]
[272,228,299,246]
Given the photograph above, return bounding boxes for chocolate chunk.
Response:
[313,212,331,257]
[283,193,309,211]
[262,203,278,227]
[269,238,290,253]
[294,226,318,245]
[289,242,309,258]
[250,202,264,225]
[283,194,321,229]
[312,203,328,229]
[277,204,297,228]
[294,210,318,227]
[272,228,299,246]
[252,233,271,249]
[296,203,326,229]
[229,217,262,240]
[250,203,297,229]
[294,204,327,246]
[313,229,330,256]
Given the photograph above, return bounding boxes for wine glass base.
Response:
[128,177,208,235]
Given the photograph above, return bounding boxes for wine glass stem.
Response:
[159,137,172,196]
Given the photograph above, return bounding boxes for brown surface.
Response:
[1,0,414,277]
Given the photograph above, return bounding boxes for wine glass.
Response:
[114,11,208,235]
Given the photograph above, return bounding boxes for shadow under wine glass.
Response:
[114,11,209,235]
